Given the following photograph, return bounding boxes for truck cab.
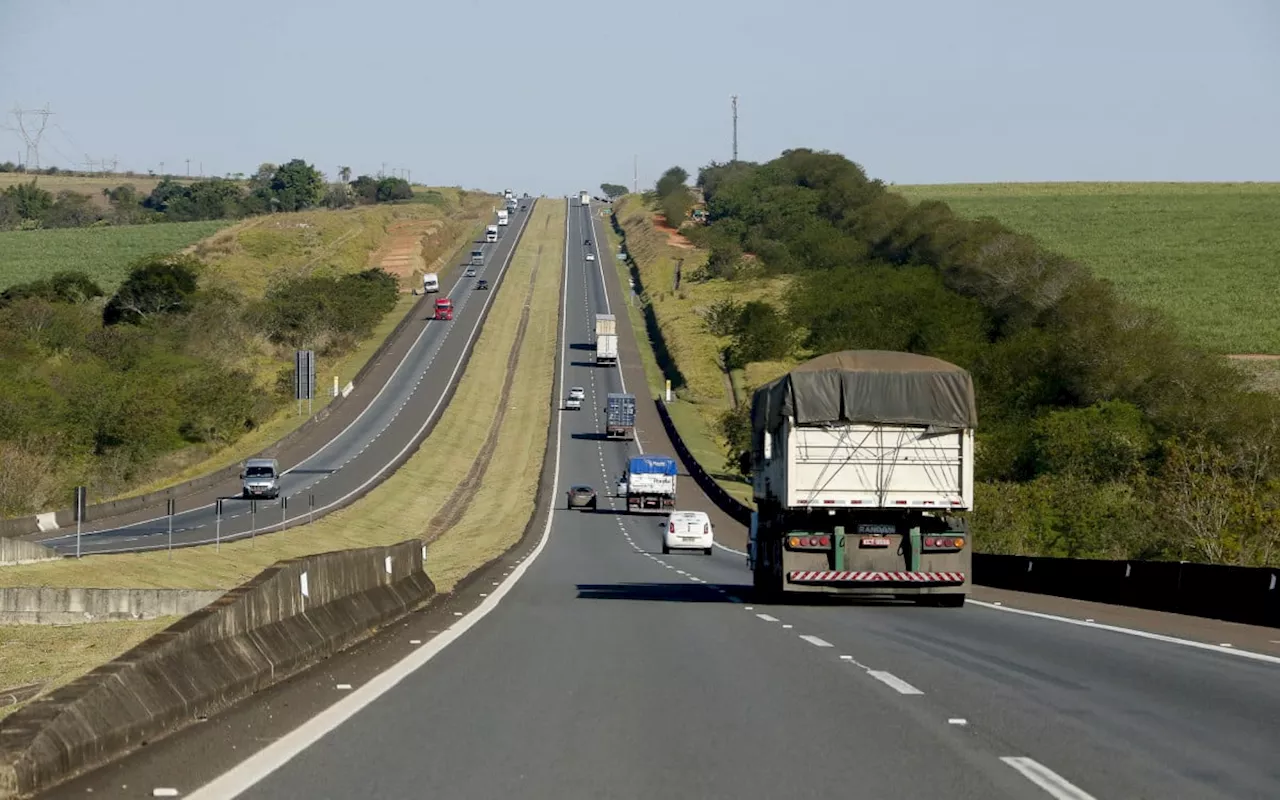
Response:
[470,249,484,267]
[240,458,281,500]
[434,298,454,320]
[485,225,499,243]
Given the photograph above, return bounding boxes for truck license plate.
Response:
[860,537,892,547]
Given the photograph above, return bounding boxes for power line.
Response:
[9,104,53,169]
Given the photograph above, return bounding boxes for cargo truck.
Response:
[595,334,617,365]
[485,225,499,243]
[470,249,484,267]
[621,455,677,514]
[605,393,636,440]
[422,272,439,293]
[579,190,590,205]
[746,350,976,607]
[497,209,509,226]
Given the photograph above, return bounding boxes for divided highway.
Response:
[31,201,536,556]
[42,198,1280,799]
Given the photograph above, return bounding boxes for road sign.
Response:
[294,350,316,400]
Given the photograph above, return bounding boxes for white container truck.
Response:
[595,334,618,365]
[422,272,439,293]
[579,190,591,206]
[594,313,616,337]
[497,209,509,226]
[485,225,499,243]
[747,350,976,606]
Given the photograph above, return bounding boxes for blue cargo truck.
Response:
[621,455,677,514]
[605,393,635,440]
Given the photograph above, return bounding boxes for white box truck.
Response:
[747,350,975,606]
[497,209,509,227]
[594,313,616,337]
[422,272,439,293]
[485,225,498,243]
[579,190,590,206]
[595,333,618,365]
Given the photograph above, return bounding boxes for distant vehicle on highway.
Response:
[564,396,582,410]
[241,458,281,500]
[567,484,597,510]
[569,387,585,401]
[476,279,489,290]
[434,298,454,321]
[584,238,591,246]
[585,252,595,262]
[662,510,714,555]
[465,268,477,278]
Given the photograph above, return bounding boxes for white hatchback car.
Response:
[585,252,595,261]
[661,510,714,555]
[569,387,585,401]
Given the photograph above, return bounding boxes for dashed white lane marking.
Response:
[799,635,833,648]
[1000,757,1098,800]
[948,718,968,726]
[756,613,779,622]
[335,684,353,691]
[867,670,924,696]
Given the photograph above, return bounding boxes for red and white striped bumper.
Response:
[788,571,966,585]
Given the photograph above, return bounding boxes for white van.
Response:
[661,510,713,555]
[422,272,439,293]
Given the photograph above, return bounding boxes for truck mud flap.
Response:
[787,571,965,586]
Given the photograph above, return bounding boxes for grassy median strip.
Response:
[0,200,566,591]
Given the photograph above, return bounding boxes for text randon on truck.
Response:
[747,350,976,607]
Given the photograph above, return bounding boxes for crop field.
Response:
[0,220,233,292]
[894,182,1280,354]
[0,173,185,201]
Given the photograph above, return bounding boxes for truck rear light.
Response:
[954,538,965,548]
[788,536,800,548]
[925,537,935,547]
[818,536,830,547]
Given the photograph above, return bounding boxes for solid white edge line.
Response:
[81,204,536,554]
[184,198,571,800]
[866,670,924,696]
[1000,756,1097,800]
[968,600,1280,666]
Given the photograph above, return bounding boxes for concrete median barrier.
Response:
[0,538,435,799]
[0,538,59,567]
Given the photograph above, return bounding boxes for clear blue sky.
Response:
[2,0,1277,195]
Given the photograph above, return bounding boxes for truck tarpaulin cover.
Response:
[751,350,977,454]
[629,455,678,476]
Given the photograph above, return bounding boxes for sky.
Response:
[2,0,1278,196]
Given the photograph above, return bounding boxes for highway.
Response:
[40,198,1280,799]
[31,200,536,556]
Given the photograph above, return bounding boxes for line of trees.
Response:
[0,255,399,516]
[653,167,695,229]
[666,148,1279,566]
[0,160,419,232]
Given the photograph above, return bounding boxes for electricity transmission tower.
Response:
[7,104,54,169]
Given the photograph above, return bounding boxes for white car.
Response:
[661,510,714,555]
[564,396,582,410]
[585,252,595,261]
[568,386,585,401]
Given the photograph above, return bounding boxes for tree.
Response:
[659,187,694,229]
[655,166,689,199]
[338,166,352,184]
[0,271,104,307]
[268,158,324,212]
[103,254,202,326]
[600,183,628,199]
[2,179,53,220]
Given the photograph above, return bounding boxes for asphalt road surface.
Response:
[32,201,535,556]
[40,198,1280,799]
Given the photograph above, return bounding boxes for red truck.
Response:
[434,298,454,321]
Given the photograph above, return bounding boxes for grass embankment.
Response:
[109,193,493,500]
[0,199,564,714]
[0,618,178,721]
[894,182,1280,355]
[0,198,565,591]
[0,221,233,291]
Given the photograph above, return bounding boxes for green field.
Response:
[0,221,233,292]
[894,182,1280,354]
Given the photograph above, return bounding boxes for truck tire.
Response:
[662,544,670,555]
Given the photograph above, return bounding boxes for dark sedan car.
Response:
[567,484,597,510]
[476,279,489,290]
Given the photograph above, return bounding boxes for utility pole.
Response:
[731,94,739,163]
[186,158,191,176]
[7,104,54,169]
[633,154,638,194]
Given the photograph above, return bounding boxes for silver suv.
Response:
[241,458,281,499]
